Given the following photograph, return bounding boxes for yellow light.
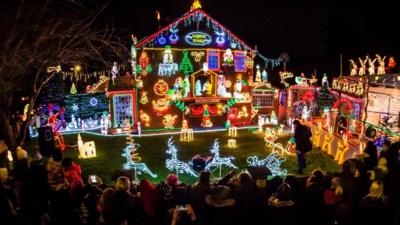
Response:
[227,139,237,148]
[190,0,202,11]
[228,126,237,137]
[7,151,13,162]
[397,76,400,81]
[74,65,81,72]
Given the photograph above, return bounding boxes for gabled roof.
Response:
[108,75,135,92]
[135,9,255,52]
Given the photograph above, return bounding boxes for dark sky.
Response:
[100,0,399,76]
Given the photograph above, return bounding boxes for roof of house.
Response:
[108,75,135,92]
[135,9,254,52]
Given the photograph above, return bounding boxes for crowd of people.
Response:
[1,139,400,225]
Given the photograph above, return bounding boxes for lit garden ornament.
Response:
[277,124,285,136]
[313,122,323,148]
[227,139,237,148]
[180,120,193,142]
[77,133,96,159]
[358,57,368,76]
[247,152,287,177]
[301,105,311,122]
[122,135,157,178]
[165,137,198,177]
[349,59,358,76]
[368,57,377,75]
[335,134,349,165]
[158,45,179,76]
[205,139,238,178]
[321,127,334,155]
[270,111,278,125]
[228,126,237,137]
[376,54,386,75]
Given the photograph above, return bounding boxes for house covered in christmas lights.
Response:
[130,3,280,131]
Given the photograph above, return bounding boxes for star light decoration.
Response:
[247,152,287,177]
[122,134,157,178]
[72,104,79,112]
[205,139,237,176]
[165,137,198,177]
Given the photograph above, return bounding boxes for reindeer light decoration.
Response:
[122,134,157,178]
[335,134,349,165]
[313,122,323,148]
[349,59,358,76]
[368,57,377,75]
[205,139,237,177]
[376,54,386,75]
[247,152,288,177]
[321,127,334,155]
[165,137,198,177]
[358,57,368,76]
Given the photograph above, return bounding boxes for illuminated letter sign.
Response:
[185,32,212,46]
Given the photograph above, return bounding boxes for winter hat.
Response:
[16,146,28,160]
[205,185,235,208]
[167,174,179,186]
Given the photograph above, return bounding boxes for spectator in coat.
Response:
[205,185,236,225]
[380,140,399,173]
[363,141,378,171]
[293,120,312,174]
[139,179,162,225]
[268,183,296,225]
[97,188,121,225]
[358,180,388,225]
[114,176,138,225]
[190,170,211,224]
[62,158,84,208]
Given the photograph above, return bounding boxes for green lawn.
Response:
[24,129,341,185]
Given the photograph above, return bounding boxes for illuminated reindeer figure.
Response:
[349,59,358,76]
[122,135,157,178]
[165,137,198,177]
[358,57,368,76]
[205,139,238,172]
[368,57,377,75]
[376,54,386,75]
[247,152,288,177]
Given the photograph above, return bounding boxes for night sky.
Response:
[99,0,399,77]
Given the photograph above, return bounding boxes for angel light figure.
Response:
[368,57,377,75]
[376,54,386,75]
[349,59,358,76]
[358,57,368,76]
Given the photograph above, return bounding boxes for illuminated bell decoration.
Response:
[191,51,205,62]
[154,80,169,96]
[215,31,226,46]
[227,139,237,148]
[166,137,198,177]
[77,133,96,159]
[228,126,237,137]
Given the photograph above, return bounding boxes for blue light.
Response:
[157,35,167,46]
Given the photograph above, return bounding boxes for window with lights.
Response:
[113,94,133,127]
[253,90,274,108]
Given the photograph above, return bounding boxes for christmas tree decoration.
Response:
[70,83,77,95]
[162,114,178,128]
[159,45,179,76]
[77,133,96,159]
[165,137,198,177]
[317,82,335,115]
[205,139,238,177]
[140,92,149,105]
[201,104,213,127]
[179,50,194,74]
[225,119,231,128]
[247,152,287,177]
[270,111,278,125]
[122,134,157,178]
[191,51,205,62]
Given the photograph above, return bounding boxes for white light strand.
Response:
[165,137,198,177]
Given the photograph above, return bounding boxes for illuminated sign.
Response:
[185,32,212,46]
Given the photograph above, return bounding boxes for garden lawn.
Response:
[24,129,341,185]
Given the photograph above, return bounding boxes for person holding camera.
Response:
[171,204,198,225]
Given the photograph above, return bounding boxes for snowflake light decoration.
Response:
[72,104,79,112]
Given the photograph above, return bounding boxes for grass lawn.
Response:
[24,129,341,185]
